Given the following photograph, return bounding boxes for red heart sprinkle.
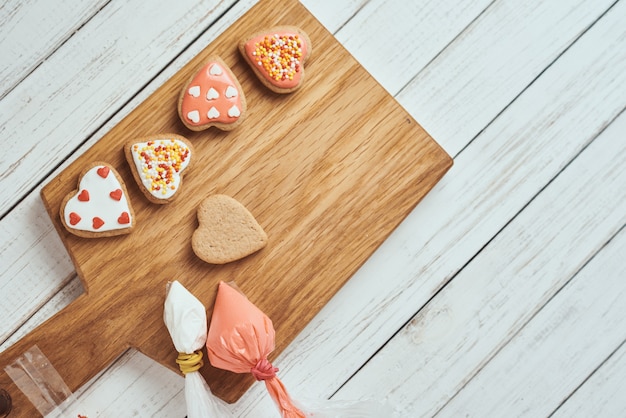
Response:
[69,212,81,225]
[97,166,110,178]
[92,217,105,229]
[77,189,90,202]
[110,189,122,201]
[118,212,130,224]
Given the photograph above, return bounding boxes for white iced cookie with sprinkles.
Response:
[60,162,134,238]
[124,135,193,204]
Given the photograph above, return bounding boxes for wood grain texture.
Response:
[300,0,369,33]
[0,191,73,343]
[233,0,626,415]
[335,0,493,95]
[2,0,625,416]
[552,340,626,418]
[73,350,186,417]
[398,0,617,156]
[0,278,84,353]
[439,226,626,417]
[0,0,238,217]
[0,0,256,345]
[332,4,626,413]
[0,0,108,99]
[0,1,482,412]
[335,100,626,417]
[0,0,451,413]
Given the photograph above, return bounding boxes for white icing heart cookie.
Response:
[178,56,246,131]
[60,162,134,238]
[124,135,193,204]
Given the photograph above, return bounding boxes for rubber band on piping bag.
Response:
[206,281,396,418]
[177,351,204,375]
[163,280,233,418]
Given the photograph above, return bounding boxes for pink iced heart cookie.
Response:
[239,26,311,93]
[60,162,134,238]
[124,135,193,204]
[178,57,246,131]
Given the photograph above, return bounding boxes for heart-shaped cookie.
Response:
[124,135,193,204]
[60,162,134,238]
[192,195,267,264]
[178,56,246,131]
[239,26,311,93]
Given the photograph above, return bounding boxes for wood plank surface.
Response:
[2,0,625,416]
[438,226,626,416]
[233,0,626,415]
[552,339,626,417]
[72,350,186,417]
[330,2,626,415]
[0,0,108,99]
[0,0,451,413]
[399,0,618,155]
[300,0,369,34]
[334,0,493,95]
[0,0,238,217]
[0,0,256,345]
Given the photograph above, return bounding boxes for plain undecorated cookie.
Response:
[192,194,267,264]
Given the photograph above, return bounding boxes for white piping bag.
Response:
[164,280,233,418]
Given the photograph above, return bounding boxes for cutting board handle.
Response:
[0,293,128,417]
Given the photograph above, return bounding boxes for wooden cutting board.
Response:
[0,0,452,414]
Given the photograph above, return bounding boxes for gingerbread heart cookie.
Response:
[192,195,267,264]
[178,57,246,131]
[239,26,311,93]
[60,162,134,238]
[124,135,193,204]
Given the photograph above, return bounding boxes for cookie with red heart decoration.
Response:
[192,195,267,264]
[178,56,246,131]
[60,162,134,238]
[124,134,193,204]
[239,26,311,93]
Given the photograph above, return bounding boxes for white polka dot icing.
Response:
[227,105,240,118]
[225,86,238,98]
[208,107,220,119]
[209,64,223,76]
[188,86,200,97]
[206,87,219,100]
[187,110,200,123]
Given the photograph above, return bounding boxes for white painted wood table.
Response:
[1,0,625,416]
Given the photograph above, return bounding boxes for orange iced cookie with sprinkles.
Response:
[239,26,311,93]
[124,135,193,204]
[178,56,246,131]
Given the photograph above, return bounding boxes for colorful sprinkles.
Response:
[252,33,303,82]
[132,139,191,196]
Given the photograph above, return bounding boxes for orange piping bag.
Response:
[207,281,306,418]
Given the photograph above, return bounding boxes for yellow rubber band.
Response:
[176,350,203,375]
